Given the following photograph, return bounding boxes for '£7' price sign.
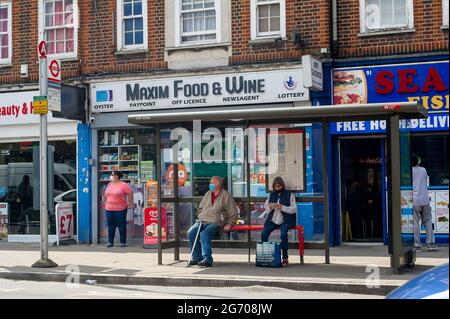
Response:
[56,203,74,243]
[59,214,73,236]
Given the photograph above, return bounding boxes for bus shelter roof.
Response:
[128,101,426,125]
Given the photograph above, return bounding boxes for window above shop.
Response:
[175,0,220,46]
[250,0,286,40]
[39,0,79,60]
[116,0,148,52]
[359,0,414,36]
[443,0,449,29]
[0,1,12,65]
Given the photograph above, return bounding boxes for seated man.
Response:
[187,176,238,267]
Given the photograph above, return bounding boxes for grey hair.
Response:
[211,176,224,186]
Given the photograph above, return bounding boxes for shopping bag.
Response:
[256,242,282,268]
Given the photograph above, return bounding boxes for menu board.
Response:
[401,190,414,233]
[435,190,449,233]
[267,129,305,192]
[401,189,449,234]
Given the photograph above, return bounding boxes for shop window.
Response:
[176,0,219,45]
[98,128,156,243]
[39,0,78,59]
[0,140,76,236]
[117,0,148,52]
[411,134,449,187]
[251,0,286,40]
[0,1,11,64]
[359,0,414,34]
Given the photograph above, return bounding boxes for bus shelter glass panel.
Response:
[162,202,175,242]
[225,200,248,241]
[246,122,325,242]
[248,123,324,198]
[191,124,247,199]
[178,202,195,241]
[399,124,413,246]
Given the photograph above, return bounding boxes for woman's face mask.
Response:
[209,183,215,192]
[110,175,115,181]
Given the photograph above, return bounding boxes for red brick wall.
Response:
[0,0,167,85]
[336,0,449,58]
[80,0,166,76]
[230,0,331,65]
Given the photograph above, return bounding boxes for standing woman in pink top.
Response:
[104,171,133,247]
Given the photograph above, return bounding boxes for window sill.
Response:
[115,49,149,55]
[441,25,449,30]
[165,42,231,55]
[358,28,415,37]
[0,62,12,68]
[249,37,287,45]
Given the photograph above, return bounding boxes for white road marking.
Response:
[0,288,24,293]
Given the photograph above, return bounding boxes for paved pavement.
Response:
[0,242,448,296]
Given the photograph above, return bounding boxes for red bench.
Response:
[229,224,305,264]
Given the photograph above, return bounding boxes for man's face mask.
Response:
[209,183,215,192]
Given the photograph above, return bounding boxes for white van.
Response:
[0,162,76,199]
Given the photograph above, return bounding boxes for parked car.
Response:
[385,263,449,299]
[54,189,76,205]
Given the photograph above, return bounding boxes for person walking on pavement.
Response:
[104,170,133,247]
[412,155,438,251]
[261,176,297,266]
[187,176,238,267]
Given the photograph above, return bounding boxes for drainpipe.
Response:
[331,0,337,58]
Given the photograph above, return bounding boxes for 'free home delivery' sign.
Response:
[331,61,449,134]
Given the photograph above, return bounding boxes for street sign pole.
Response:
[32,41,57,268]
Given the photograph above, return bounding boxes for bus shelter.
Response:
[128,101,427,274]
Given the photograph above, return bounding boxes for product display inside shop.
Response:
[98,128,157,243]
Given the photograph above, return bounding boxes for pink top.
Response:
[105,181,132,211]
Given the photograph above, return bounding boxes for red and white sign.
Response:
[47,59,61,112]
[143,207,166,245]
[48,59,61,82]
[56,202,74,244]
[38,41,47,58]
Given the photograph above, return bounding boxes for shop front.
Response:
[330,60,449,245]
[88,66,333,249]
[0,90,78,242]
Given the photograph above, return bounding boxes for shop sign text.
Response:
[90,69,309,113]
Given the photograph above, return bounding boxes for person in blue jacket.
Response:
[261,176,298,266]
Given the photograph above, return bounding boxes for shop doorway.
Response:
[340,138,384,242]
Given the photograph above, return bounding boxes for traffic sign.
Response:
[33,95,48,114]
[47,59,61,112]
[48,59,61,82]
[38,41,47,58]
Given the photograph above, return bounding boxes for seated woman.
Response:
[261,176,298,266]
